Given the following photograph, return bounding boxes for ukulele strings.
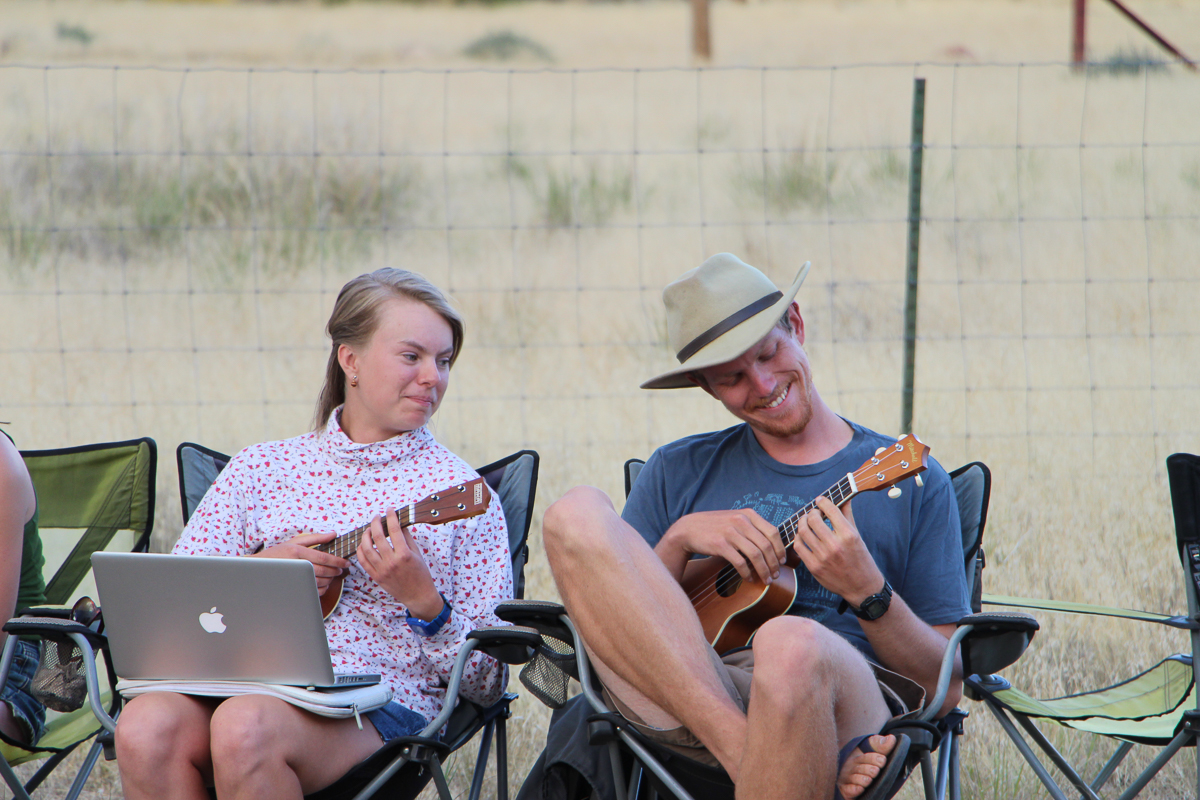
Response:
[315,484,475,560]
[685,461,894,614]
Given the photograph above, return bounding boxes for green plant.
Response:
[55,22,94,46]
[736,148,833,213]
[1088,48,1169,76]
[463,31,553,63]
[509,158,633,228]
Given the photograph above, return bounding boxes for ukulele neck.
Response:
[313,505,415,560]
[776,474,858,552]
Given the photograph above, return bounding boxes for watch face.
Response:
[859,595,889,620]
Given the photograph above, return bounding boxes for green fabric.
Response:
[987,657,1195,743]
[982,593,1175,624]
[17,510,45,612]
[23,441,153,605]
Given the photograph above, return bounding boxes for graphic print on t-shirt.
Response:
[733,490,838,625]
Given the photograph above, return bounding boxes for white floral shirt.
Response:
[173,409,512,721]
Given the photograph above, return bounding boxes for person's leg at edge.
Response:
[115,692,218,800]
[542,486,749,779]
[737,616,895,800]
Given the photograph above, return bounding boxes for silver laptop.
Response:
[92,552,378,688]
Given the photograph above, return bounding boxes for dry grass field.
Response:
[3,0,1200,797]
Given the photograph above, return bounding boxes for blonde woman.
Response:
[115,269,512,800]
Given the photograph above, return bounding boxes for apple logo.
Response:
[198,607,226,633]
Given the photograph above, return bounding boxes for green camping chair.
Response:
[0,437,157,800]
[170,442,541,800]
[969,451,1200,800]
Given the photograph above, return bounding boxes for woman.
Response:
[114,269,512,800]
[0,426,46,747]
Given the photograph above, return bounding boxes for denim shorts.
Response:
[364,701,427,742]
[1,639,47,745]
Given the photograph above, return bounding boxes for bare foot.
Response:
[837,734,895,799]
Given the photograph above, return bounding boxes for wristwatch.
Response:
[839,581,893,621]
[406,595,451,637]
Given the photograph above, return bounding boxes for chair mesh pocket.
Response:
[31,635,88,712]
[519,632,576,709]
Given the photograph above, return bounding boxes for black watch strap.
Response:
[838,581,893,621]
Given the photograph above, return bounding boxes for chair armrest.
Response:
[467,625,542,665]
[495,599,567,628]
[958,611,1039,678]
[2,616,108,648]
[916,611,1039,722]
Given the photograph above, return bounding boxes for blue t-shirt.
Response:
[621,420,970,661]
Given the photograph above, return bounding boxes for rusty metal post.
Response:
[1073,0,1087,66]
[691,0,712,61]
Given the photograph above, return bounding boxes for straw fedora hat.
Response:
[642,253,810,390]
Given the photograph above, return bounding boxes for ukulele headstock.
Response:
[410,478,491,525]
[854,434,929,497]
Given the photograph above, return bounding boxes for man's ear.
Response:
[787,302,805,346]
[336,343,358,381]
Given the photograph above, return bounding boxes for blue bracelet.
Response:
[406,595,451,637]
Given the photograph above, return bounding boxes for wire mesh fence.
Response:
[3,59,1200,799]
[2,60,1198,562]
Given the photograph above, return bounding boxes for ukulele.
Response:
[311,477,491,619]
[683,434,930,654]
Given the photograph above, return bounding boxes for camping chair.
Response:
[0,437,157,800]
[965,451,1200,800]
[503,458,1039,800]
[173,442,542,800]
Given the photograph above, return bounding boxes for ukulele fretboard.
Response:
[776,474,857,551]
[313,506,415,560]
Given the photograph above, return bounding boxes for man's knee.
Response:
[752,616,831,679]
[543,486,614,559]
[750,617,882,715]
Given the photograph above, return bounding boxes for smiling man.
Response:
[541,253,970,800]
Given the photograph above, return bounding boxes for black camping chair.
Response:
[175,443,542,800]
[964,452,1200,799]
[505,459,1039,800]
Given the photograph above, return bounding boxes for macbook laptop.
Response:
[92,552,379,688]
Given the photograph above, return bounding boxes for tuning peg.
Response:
[875,447,886,456]
[915,475,924,488]
[888,486,902,499]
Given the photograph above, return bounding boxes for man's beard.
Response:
[742,374,814,439]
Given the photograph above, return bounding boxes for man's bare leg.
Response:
[542,486,749,777]
[735,616,894,800]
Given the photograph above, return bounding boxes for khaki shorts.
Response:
[601,647,925,768]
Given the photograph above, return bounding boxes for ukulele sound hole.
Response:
[716,565,742,597]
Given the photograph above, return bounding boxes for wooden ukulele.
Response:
[311,477,491,619]
[683,434,930,654]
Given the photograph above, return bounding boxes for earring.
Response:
[350,375,358,388]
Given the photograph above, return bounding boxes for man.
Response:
[542,253,969,800]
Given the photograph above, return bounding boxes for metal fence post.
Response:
[901,77,926,436]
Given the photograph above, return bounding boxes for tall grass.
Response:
[1,151,419,275]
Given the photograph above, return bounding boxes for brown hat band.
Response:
[675,291,783,364]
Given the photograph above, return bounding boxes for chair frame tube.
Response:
[564,615,701,800]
